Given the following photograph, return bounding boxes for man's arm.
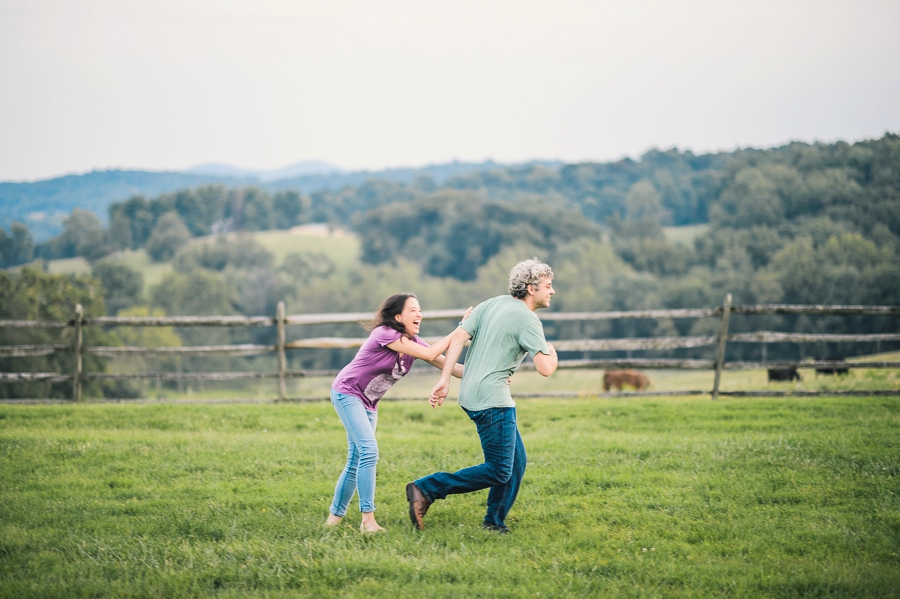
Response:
[429,327,471,408]
[532,342,558,377]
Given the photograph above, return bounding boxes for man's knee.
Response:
[486,460,513,485]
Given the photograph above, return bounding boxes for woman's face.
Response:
[395,296,422,337]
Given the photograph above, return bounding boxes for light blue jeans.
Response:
[329,389,379,516]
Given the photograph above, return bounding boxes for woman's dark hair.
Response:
[363,293,417,334]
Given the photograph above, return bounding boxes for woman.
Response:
[325,293,470,532]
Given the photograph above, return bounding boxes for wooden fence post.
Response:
[712,294,732,401]
[277,301,286,401]
[73,304,83,402]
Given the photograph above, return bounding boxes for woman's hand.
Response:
[460,306,473,323]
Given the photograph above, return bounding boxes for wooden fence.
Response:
[2,295,899,401]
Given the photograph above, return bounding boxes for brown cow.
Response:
[603,370,650,391]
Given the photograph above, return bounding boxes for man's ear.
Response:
[526,284,535,296]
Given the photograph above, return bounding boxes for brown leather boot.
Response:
[406,482,432,530]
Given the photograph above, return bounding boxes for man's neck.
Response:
[517,296,539,312]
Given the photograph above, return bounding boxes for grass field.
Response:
[662,224,710,247]
[245,229,360,271]
[1,395,898,598]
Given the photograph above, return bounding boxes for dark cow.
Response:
[603,370,650,391]
[815,356,849,376]
[767,368,802,383]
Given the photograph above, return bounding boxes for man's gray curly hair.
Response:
[508,258,553,299]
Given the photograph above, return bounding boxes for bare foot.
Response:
[325,513,342,527]
[359,522,386,533]
[359,512,385,532]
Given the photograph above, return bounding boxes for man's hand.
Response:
[430,379,449,408]
[431,326,470,408]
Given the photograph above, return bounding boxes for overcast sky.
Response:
[1,0,899,182]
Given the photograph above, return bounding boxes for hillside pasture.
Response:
[245,228,360,271]
[662,224,709,247]
[0,395,897,598]
[41,228,362,291]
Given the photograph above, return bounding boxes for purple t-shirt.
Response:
[332,326,429,411]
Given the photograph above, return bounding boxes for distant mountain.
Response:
[0,160,560,241]
[265,160,562,193]
[0,170,245,241]
[186,160,343,182]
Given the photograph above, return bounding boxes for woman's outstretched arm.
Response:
[385,306,472,362]
[423,353,464,379]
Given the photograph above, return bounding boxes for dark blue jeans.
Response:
[415,406,526,528]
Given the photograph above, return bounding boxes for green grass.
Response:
[245,229,360,271]
[45,256,91,276]
[1,396,898,598]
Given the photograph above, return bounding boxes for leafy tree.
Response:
[612,180,667,240]
[145,211,191,262]
[357,191,601,280]
[238,188,273,231]
[272,190,306,229]
[0,266,115,398]
[151,269,236,317]
[172,186,226,236]
[710,166,791,228]
[150,269,238,348]
[34,208,112,261]
[0,228,11,267]
[279,252,336,280]
[91,262,143,315]
[763,233,898,306]
[0,223,34,267]
[107,211,133,251]
[694,226,784,270]
[233,267,295,317]
[616,238,694,276]
[309,180,418,225]
[172,235,273,273]
[113,195,155,249]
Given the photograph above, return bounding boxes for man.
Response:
[406,258,558,533]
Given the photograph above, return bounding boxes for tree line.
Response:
[3,133,897,270]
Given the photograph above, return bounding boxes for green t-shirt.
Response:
[458,294,550,411]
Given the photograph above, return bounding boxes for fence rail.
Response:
[1,299,898,401]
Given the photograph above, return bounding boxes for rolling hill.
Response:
[1,160,558,241]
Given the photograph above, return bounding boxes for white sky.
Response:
[1,0,899,182]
